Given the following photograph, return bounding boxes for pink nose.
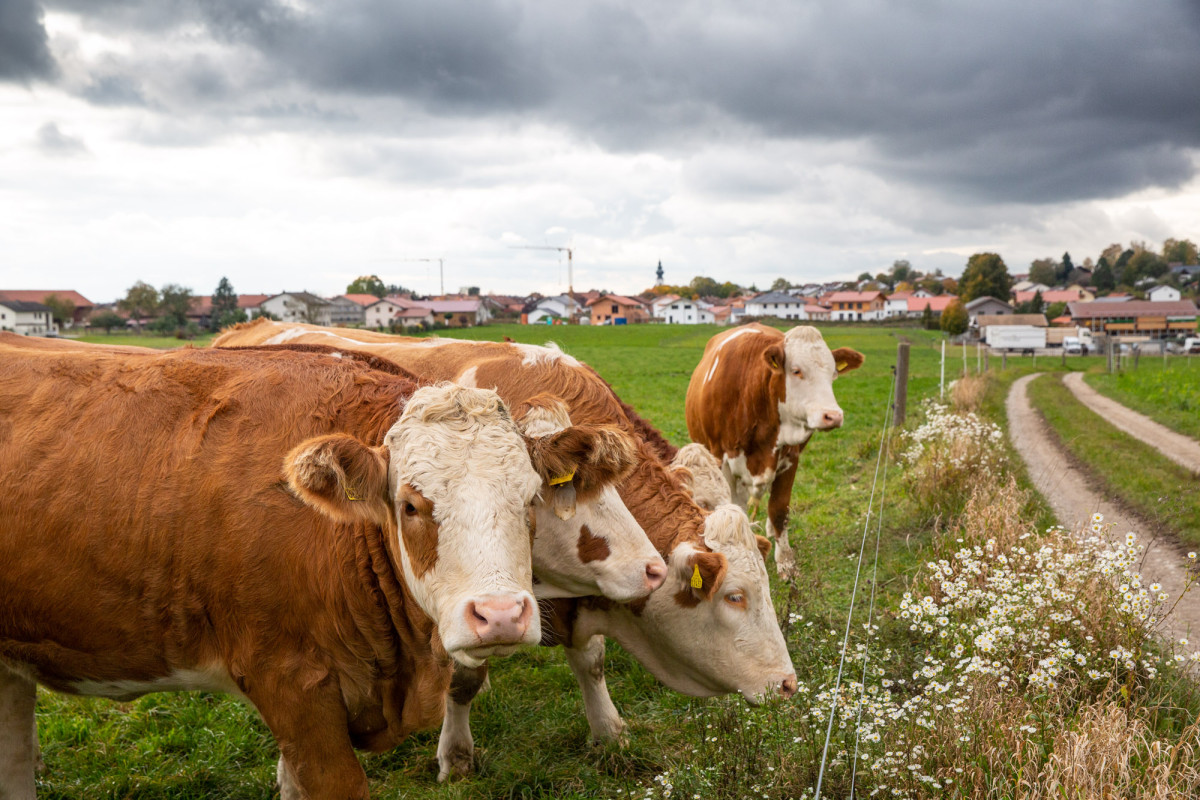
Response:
[818,409,843,430]
[645,560,667,592]
[780,674,799,699]
[464,596,534,645]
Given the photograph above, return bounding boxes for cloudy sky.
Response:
[2,0,1199,303]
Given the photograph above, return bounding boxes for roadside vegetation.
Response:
[30,325,1200,799]
[1086,359,1200,441]
[1027,373,1200,550]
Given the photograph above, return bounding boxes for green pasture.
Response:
[24,324,1090,797]
[1086,357,1200,441]
[72,332,217,349]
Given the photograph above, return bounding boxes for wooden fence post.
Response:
[895,342,910,427]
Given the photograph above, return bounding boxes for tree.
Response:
[1093,257,1115,292]
[1056,252,1075,284]
[921,303,935,330]
[1045,301,1068,321]
[960,253,1013,302]
[42,293,76,328]
[857,272,873,283]
[940,299,968,336]
[1163,238,1199,266]
[210,277,245,331]
[117,281,159,332]
[90,310,126,333]
[1029,258,1057,287]
[770,277,791,292]
[1127,249,1167,281]
[891,259,912,284]
[346,275,388,298]
[156,284,195,332]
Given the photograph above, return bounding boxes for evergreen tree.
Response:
[921,303,935,330]
[211,277,245,331]
[1093,257,1115,292]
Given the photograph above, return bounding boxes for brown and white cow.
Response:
[214,320,798,778]
[685,323,864,577]
[0,338,634,799]
[669,443,733,511]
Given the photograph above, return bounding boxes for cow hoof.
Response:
[436,747,475,782]
[774,553,798,580]
[589,717,628,746]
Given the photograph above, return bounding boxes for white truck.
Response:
[1168,337,1200,355]
[986,325,1046,353]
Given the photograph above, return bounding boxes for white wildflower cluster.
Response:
[900,402,1006,485]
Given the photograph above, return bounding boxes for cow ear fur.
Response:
[754,535,772,563]
[680,547,727,602]
[831,347,865,374]
[670,464,695,493]
[285,434,391,526]
[763,342,785,372]
[525,424,637,499]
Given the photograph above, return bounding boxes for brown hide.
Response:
[684,322,787,479]
[0,336,451,764]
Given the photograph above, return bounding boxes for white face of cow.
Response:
[286,384,543,668]
[774,326,864,446]
[516,397,666,603]
[589,506,797,702]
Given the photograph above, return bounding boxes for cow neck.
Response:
[617,440,708,558]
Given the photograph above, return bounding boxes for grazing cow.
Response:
[214,320,798,778]
[685,323,864,577]
[0,338,636,799]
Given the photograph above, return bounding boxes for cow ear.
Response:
[763,342,785,372]
[831,347,865,374]
[670,464,695,493]
[754,535,772,563]
[285,434,391,526]
[681,548,727,601]
[525,425,637,497]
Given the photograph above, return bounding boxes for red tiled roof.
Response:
[907,295,958,313]
[341,293,380,307]
[828,291,887,302]
[0,289,94,307]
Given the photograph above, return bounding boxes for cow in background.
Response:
[686,323,864,577]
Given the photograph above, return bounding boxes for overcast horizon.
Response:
[2,0,1199,304]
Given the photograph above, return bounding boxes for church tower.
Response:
[655,260,664,286]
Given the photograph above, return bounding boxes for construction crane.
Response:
[510,245,574,296]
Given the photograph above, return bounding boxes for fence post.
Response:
[1002,351,1007,370]
[895,342,910,427]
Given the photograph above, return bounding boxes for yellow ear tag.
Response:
[837,361,850,373]
[344,485,361,501]
[691,564,703,589]
[548,469,575,487]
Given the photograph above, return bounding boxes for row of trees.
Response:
[95,278,253,335]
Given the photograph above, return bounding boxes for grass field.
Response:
[71,331,217,349]
[1086,357,1200,441]
[1026,372,1200,550]
[27,324,1199,798]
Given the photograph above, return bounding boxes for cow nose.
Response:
[780,674,799,699]
[820,409,844,429]
[464,596,533,645]
[644,559,667,592]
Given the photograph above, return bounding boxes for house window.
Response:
[611,304,619,313]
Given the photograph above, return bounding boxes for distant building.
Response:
[327,295,369,326]
[588,294,649,325]
[744,291,808,320]
[0,289,94,328]
[974,313,1048,336]
[0,299,56,335]
[1148,285,1182,303]
[904,295,959,319]
[655,260,665,286]
[525,295,576,324]
[827,291,887,322]
[426,298,489,327]
[1013,287,1093,306]
[661,297,715,324]
[261,292,334,325]
[1068,300,1198,339]
[964,296,1013,326]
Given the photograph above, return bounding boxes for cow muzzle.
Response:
[464,594,536,647]
[809,408,844,431]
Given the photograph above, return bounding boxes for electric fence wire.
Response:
[813,365,899,800]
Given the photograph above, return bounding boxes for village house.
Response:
[649,294,681,319]
[187,293,270,328]
[0,290,94,328]
[0,299,56,335]
[1148,285,1182,302]
[660,297,715,324]
[588,294,649,325]
[260,292,334,325]
[1068,299,1198,339]
[827,291,887,322]
[743,291,808,320]
[965,296,1013,327]
[905,294,959,319]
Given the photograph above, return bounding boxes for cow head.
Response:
[669,443,732,511]
[764,326,864,445]
[588,505,796,703]
[285,384,543,667]
[515,394,666,602]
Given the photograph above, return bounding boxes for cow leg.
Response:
[253,682,367,800]
[0,665,38,800]
[767,450,801,579]
[722,459,751,510]
[436,663,489,782]
[564,635,626,744]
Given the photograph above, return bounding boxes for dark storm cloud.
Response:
[39,0,1200,204]
[0,0,56,81]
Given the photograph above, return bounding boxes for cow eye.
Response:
[791,368,804,378]
[725,592,747,608]
[403,502,418,517]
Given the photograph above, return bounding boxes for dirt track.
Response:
[1062,371,1200,475]
[1006,374,1199,641]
